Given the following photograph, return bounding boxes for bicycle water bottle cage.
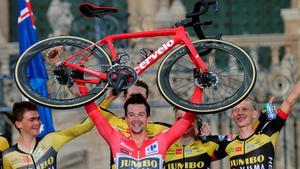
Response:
[139,48,153,59]
[194,69,219,88]
[116,51,130,65]
[78,2,118,18]
[107,65,138,95]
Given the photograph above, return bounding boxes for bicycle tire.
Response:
[15,36,112,109]
[157,39,256,113]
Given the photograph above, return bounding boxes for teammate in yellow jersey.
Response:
[214,81,300,169]
[165,108,217,169]
[2,101,94,169]
[0,134,9,169]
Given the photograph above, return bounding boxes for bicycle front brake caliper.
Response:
[194,69,218,88]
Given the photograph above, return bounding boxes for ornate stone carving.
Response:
[47,0,74,37]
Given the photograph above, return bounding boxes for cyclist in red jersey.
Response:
[84,93,198,169]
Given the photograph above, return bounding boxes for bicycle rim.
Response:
[15,36,112,109]
[157,39,257,113]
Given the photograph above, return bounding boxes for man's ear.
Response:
[253,110,260,119]
[230,111,234,119]
[15,121,22,129]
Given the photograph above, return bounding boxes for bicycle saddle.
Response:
[79,2,118,18]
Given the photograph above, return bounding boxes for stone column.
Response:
[271,46,280,65]
[47,0,74,37]
[0,0,9,42]
[155,0,171,28]
[281,8,300,76]
[127,0,158,32]
[170,0,186,24]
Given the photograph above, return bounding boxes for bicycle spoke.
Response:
[169,76,194,81]
[175,83,196,99]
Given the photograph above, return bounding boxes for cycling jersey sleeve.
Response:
[158,112,196,152]
[254,112,268,132]
[146,122,170,136]
[262,109,288,136]
[0,135,9,152]
[52,115,94,150]
[2,155,12,169]
[84,102,120,146]
[212,139,229,160]
[1,135,9,169]
[99,97,112,109]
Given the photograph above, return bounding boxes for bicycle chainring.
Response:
[107,65,138,90]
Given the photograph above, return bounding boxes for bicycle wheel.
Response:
[157,39,256,113]
[15,36,112,109]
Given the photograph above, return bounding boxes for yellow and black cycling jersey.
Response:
[2,116,94,169]
[165,138,218,169]
[214,109,288,169]
[1,134,10,169]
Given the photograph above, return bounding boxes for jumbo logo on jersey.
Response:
[118,156,161,169]
[36,156,55,169]
[230,155,265,168]
[167,161,205,169]
[145,141,159,155]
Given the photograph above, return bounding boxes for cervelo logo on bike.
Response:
[134,39,175,73]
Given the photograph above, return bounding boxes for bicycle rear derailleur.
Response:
[107,65,138,95]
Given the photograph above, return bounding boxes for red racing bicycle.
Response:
[15,0,256,113]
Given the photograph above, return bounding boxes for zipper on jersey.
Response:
[183,145,186,169]
[243,140,246,169]
[31,154,37,169]
[138,148,140,169]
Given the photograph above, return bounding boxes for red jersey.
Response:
[85,102,196,169]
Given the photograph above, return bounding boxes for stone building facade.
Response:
[1,0,300,168]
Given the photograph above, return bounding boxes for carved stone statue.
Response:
[47,0,74,37]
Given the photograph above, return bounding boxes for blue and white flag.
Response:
[18,0,55,138]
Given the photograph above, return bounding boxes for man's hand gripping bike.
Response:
[14,0,256,114]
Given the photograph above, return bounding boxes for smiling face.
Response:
[231,100,259,128]
[125,104,149,135]
[15,110,41,137]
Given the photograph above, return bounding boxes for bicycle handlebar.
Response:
[175,0,219,39]
[186,0,218,18]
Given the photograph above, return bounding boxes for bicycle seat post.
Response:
[97,15,109,38]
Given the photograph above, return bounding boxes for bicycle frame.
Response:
[62,26,208,83]
[99,26,208,74]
